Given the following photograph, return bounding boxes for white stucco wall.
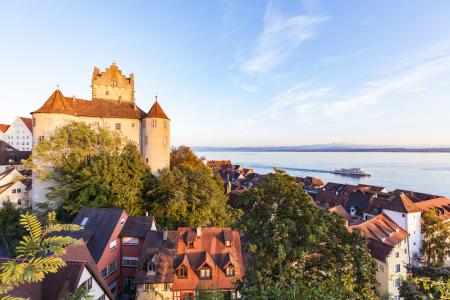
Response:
[78,266,111,300]
[1,116,32,151]
[0,181,25,208]
[142,118,170,175]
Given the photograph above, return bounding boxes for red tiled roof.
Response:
[145,101,170,120]
[175,253,194,270]
[329,205,354,223]
[391,189,443,203]
[414,197,450,221]
[363,197,390,216]
[220,252,239,269]
[32,90,146,119]
[0,124,9,133]
[383,193,421,213]
[20,117,32,132]
[314,189,350,208]
[173,227,244,291]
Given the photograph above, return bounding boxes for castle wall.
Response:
[143,118,170,175]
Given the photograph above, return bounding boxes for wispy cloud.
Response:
[361,16,375,25]
[240,1,328,74]
[229,75,257,92]
[315,48,371,66]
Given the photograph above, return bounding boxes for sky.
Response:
[1,0,450,147]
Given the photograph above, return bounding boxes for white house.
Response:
[0,167,31,209]
[0,116,33,151]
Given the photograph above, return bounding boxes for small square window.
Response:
[179,268,187,278]
[110,240,117,251]
[93,122,99,129]
[226,241,232,247]
[188,242,194,248]
[226,266,234,276]
[105,122,110,129]
[164,121,167,128]
[101,266,108,279]
[395,252,399,258]
[200,268,211,279]
[81,217,89,226]
[121,218,125,225]
[116,123,121,131]
[106,91,109,96]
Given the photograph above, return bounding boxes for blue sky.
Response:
[1,0,449,147]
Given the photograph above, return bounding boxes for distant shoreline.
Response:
[193,148,450,153]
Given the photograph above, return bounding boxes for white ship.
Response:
[331,167,372,176]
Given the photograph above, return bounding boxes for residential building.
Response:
[391,189,443,203]
[0,141,31,172]
[207,160,232,175]
[0,116,33,151]
[345,192,375,220]
[349,214,410,299]
[30,63,171,207]
[0,167,32,208]
[1,242,114,300]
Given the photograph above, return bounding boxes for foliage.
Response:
[421,209,450,262]
[0,202,29,258]
[170,145,205,170]
[0,212,83,299]
[400,260,450,299]
[234,168,378,299]
[213,173,224,190]
[193,282,225,300]
[145,165,242,230]
[61,286,94,300]
[22,122,152,217]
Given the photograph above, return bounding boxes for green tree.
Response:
[421,208,450,262]
[193,282,226,300]
[0,201,29,258]
[170,145,205,170]
[213,173,224,191]
[0,212,82,299]
[145,165,242,230]
[61,286,94,300]
[22,122,152,218]
[234,168,378,299]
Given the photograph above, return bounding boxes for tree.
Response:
[421,208,450,262]
[0,201,29,258]
[234,168,378,299]
[23,122,152,218]
[0,212,82,298]
[170,145,205,170]
[61,286,94,300]
[145,165,242,230]
[193,282,226,300]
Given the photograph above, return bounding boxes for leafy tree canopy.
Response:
[23,122,153,219]
[421,208,450,262]
[145,165,242,230]
[0,202,29,258]
[234,168,378,299]
[170,145,205,170]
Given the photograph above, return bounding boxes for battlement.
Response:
[92,63,135,102]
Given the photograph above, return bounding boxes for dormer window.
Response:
[81,217,89,226]
[147,263,156,275]
[374,208,378,212]
[178,267,187,278]
[225,266,234,276]
[226,240,232,247]
[200,265,212,279]
[188,242,194,248]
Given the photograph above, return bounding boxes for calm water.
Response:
[197,152,450,198]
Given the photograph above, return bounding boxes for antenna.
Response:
[155,93,158,102]
[57,83,59,90]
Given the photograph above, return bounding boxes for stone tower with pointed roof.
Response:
[142,98,170,175]
[383,193,422,260]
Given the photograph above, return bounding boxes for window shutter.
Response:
[88,277,92,290]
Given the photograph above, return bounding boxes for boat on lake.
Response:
[331,167,372,176]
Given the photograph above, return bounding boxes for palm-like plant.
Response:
[0,212,83,300]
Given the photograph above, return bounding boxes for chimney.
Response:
[146,211,148,217]
[133,102,137,110]
[163,227,168,241]
[206,221,212,228]
[197,225,201,237]
[72,95,76,101]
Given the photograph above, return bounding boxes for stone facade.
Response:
[92,63,134,102]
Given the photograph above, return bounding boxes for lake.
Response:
[196,151,450,198]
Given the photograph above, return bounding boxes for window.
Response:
[33,118,36,127]
[394,278,400,287]
[405,248,407,254]
[123,276,134,290]
[132,121,137,128]
[143,283,151,290]
[106,91,109,95]
[226,241,232,247]
[105,122,110,129]
[110,260,116,274]
[82,277,93,290]
[101,266,108,279]
[145,136,148,145]
[200,267,211,279]
[226,266,234,276]
[188,242,194,248]
[110,240,117,251]
[123,237,139,245]
[146,158,148,163]
[98,294,105,300]
[398,241,402,247]
[143,120,146,127]
[115,123,121,131]
[164,136,167,145]
[121,218,125,225]
[178,268,187,278]
[17,189,21,193]
[164,283,168,291]
[81,217,89,226]
[164,121,167,128]
[394,264,401,273]
[12,189,17,194]
[123,257,139,267]
[151,120,157,127]
[93,122,99,129]
[395,252,399,258]
[8,159,14,163]
[402,214,406,217]
[27,142,29,145]
[395,296,400,300]
[27,136,29,139]
[380,265,384,272]
[147,264,156,273]
[38,136,44,142]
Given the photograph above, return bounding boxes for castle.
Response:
[30,63,170,206]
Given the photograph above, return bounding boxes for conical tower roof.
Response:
[145,101,169,120]
[32,90,76,115]
[384,193,421,213]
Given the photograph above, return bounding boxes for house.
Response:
[0,116,33,151]
[0,141,31,172]
[345,192,375,220]
[207,160,232,175]
[329,205,354,224]
[348,214,410,300]
[391,189,443,203]
[30,62,171,207]
[362,197,390,220]
[357,184,388,194]
[0,167,32,208]
[1,242,114,300]
[56,207,157,297]
[134,225,244,300]
[313,189,351,209]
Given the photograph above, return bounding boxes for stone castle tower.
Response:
[142,97,171,174]
[92,62,135,102]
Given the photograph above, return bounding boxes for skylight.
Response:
[81,217,89,226]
